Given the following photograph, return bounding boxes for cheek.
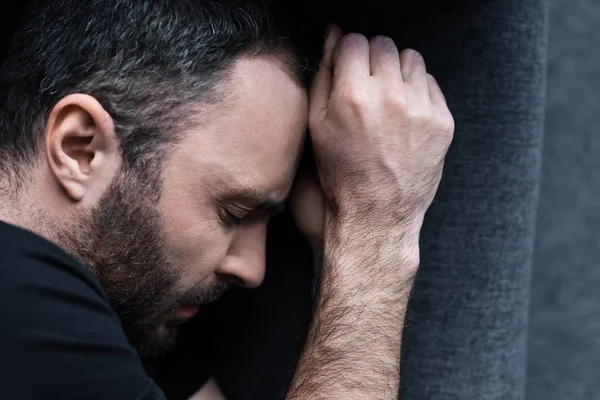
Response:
[159,198,230,287]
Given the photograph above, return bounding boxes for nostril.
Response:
[219,273,247,288]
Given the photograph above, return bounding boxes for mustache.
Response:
[177,279,230,307]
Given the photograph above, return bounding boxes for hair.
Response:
[0,0,318,187]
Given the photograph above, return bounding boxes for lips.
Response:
[175,305,200,319]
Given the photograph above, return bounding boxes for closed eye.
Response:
[224,209,242,226]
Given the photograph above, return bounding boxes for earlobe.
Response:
[62,179,87,201]
[45,94,118,202]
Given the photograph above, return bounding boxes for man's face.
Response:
[62,55,308,356]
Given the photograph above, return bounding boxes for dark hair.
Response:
[0,0,316,186]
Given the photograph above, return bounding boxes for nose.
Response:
[215,219,268,289]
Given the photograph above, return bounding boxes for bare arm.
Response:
[289,26,454,399]
[288,223,419,399]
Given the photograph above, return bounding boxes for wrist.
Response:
[325,207,423,251]
[320,217,421,290]
[325,193,426,234]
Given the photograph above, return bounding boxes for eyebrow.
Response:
[256,198,287,215]
[229,189,287,215]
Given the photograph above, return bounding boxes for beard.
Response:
[56,166,228,358]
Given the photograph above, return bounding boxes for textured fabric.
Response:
[527,1,600,399]
[397,1,547,399]
[201,1,549,400]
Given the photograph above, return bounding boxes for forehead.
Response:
[169,55,309,200]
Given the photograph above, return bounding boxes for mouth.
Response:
[171,281,230,321]
[174,305,200,319]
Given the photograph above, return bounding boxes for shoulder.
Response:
[0,222,165,400]
[0,222,116,333]
[0,221,106,300]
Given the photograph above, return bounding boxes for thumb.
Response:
[290,156,325,248]
[309,24,343,124]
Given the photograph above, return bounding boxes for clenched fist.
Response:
[292,26,454,243]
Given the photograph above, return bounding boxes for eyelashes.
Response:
[224,209,243,226]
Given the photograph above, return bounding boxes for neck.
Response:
[0,169,69,247]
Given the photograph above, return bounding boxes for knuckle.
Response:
[369,35,397,52]
[341,33,369,49]
[402,48,424,63]
[342,82,370,110]
[444,115,456,136]
[401,48,427,72]
[435,113,455,138]
[426,73,438,87]
[382,89,406,108]
[405,106,430,121]
[405,109,422,121]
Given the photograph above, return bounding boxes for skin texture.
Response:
[0,54,308,357]
[287,27,454,399]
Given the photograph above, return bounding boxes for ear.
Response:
[45,94,119,202]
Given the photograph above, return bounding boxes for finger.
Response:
[400,49,428,96]
[309,24,344,120]
[369,35,401,80]
[331,33,371,84]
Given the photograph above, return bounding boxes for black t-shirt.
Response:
[0,221,166,400]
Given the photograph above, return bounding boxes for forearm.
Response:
[289,23,453,400]
[287,221,420,400]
